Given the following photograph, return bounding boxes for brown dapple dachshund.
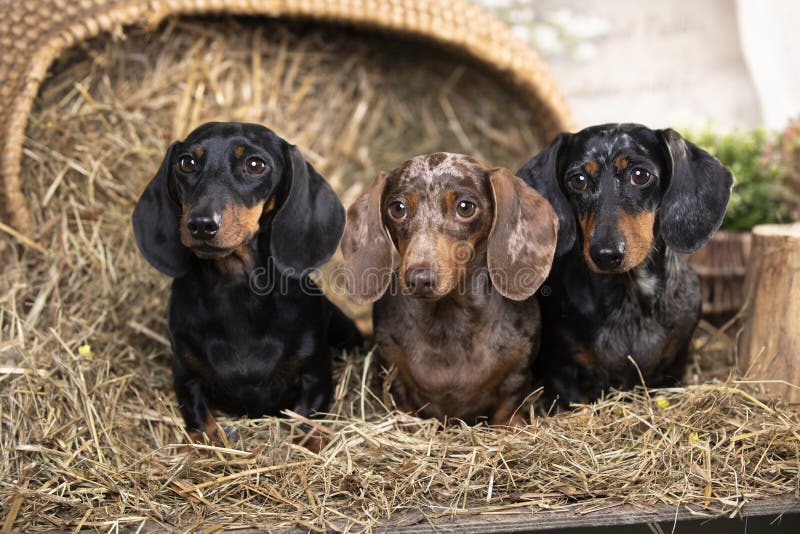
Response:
[341,153,558,425]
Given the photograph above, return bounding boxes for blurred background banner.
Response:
[480,0,800,130]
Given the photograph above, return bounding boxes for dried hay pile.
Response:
[1,17,798,532]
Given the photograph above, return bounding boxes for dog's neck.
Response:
[212,241,258,277]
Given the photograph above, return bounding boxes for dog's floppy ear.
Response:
[515,132,573,257]
[271,144,346,276]
[658,128,733,253]
[132,142,193,278]
[487,167,558,301]
[340,171,393,304]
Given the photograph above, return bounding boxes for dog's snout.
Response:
[589,242,625,271]
[186,212,221,241]
[404,267,438,297]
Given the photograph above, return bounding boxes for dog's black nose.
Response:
[405,267,438,297]
[589,243,625,271]
[186,213,221,241]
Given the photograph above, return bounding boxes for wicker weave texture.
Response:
[0,0,573,232]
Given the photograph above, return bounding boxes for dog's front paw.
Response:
[182,423,237,452]
[293,429,327,453]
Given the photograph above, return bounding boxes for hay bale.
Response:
[0,0,573,233]
[0,17,798,533]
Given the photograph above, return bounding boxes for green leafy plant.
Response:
[682,129,791,231]
[763,117,800,219]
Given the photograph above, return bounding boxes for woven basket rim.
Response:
[0,0,573,232]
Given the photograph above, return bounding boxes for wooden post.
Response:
[738,223,800,404]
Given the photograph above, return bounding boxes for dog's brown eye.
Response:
[631,168,652,186]
[388,201,407,221]
[244,157,268,175]
[568,174,588,191]
[178,155,197,174]
[455,200,476,219]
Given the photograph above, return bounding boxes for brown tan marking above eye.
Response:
[614,156,629,172]
[194,147,204,159]
[442,190,457,213]
[584,160,599,177]
[233,146,245,159]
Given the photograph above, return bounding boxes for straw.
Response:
[1,17,797,532]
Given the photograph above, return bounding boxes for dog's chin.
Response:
[587,263,621,275]
[400,283,457,302]
[408,292,444,302]
[584,256,641,275]
[192,243,238,259]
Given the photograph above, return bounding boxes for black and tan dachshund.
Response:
[517,124,733,408]
[132,122,361,444]
[342,153,558,425]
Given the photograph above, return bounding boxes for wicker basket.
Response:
[0,0,572,233]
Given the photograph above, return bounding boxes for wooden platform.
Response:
[384,495,800,532]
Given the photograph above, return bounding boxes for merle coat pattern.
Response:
[517,124,733,408]
[342,153,558,424]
